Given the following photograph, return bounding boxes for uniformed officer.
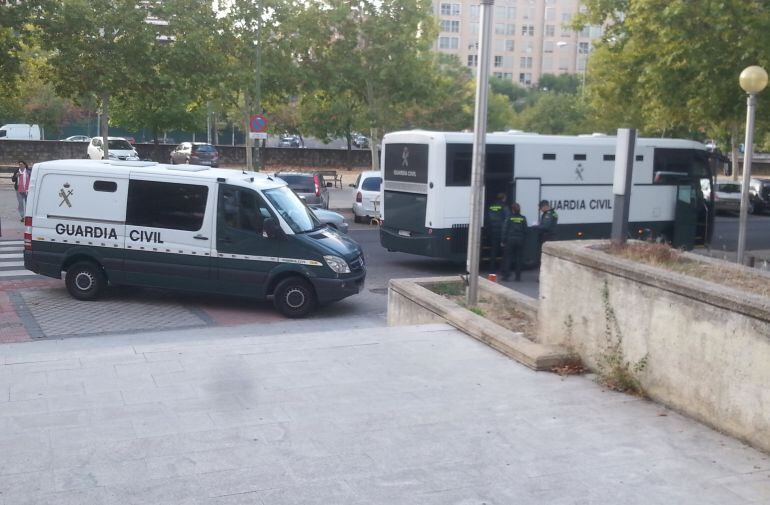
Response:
[501,202,528,281]
[485,193,507,271]
[537,199,558,240]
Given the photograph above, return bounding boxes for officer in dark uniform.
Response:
[485,193,507,271]
[536,199,558,259]
[501,202,528,281]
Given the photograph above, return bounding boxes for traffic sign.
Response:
[249,132,267,140]
[249,114,268,133]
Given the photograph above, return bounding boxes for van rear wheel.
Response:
[65,261,106,301]
[273,277,316,318]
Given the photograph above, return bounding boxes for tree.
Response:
[538,74,580,95]
[301,0,438,170]
[516,93,589,135]
[0,1,34,94]
[34,0,157,156]
[574,0,770,149]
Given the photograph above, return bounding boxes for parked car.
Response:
[350,170,382,223]
[352,133,369,149]
[702,179,745,215]
[87,137,140,161]
[749,177,770,214]
[169,142,220,167]
[279,134,301,148]
[274,172,330,209]
[312,208,349,234]
[61,135,91,142]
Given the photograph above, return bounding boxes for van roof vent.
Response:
[166,165,210,172]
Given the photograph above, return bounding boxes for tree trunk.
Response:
[213,112,219,145]
[101,91,110,159]
[369,127,380,172]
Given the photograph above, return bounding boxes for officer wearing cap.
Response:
[536,199,558,260]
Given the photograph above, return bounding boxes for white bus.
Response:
[379,130,715,264]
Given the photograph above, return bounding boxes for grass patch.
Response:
[604,241,770,298]
[425,281,535,337]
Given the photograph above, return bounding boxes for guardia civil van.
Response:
[23,160,366,317]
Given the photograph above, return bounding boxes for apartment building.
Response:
[433,0,603,87]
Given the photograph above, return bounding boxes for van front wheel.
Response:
[273,277,316,318]
[65,261,106,301]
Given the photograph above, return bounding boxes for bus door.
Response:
[514,178,541,266]
[673,183,697,249]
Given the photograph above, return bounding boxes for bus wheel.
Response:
[65,261,106,301]
[273,277,316,318]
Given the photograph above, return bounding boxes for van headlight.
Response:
[324,255,350,273]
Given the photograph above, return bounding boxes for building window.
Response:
[520,56,533,69]
[440,20,460,32]
[507,6,516,19]
[521,24,534,36]
[470,5,479,18]
[467,54,478,66]
[438,37,459,49]
[542,57,553,70]
[579,41,590,54]
[545,7,556,22]
[545,25,555,37]
[519,72,532,86]
[440,3,460,16]
[495,23,515,35]
[561,12,572,23]
[470,22,479,35]
[494,55,503,67]
[544,40,554,53]
[505,39,514,52]
[503,55,513,68]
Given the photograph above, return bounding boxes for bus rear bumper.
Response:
[380,226,462,260]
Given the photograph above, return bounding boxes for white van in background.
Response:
[0,124,41,140]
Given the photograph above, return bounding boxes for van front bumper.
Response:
[311,270,366,304]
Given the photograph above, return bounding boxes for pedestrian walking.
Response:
[485,193,507,271]
[501,202,527,281]
[12,160,31,222]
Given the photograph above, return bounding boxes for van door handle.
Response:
[194,234,209,240]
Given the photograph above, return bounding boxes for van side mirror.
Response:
[263,217,284,239]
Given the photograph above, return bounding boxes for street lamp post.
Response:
[466,0,494,306]
[736,65,768,265]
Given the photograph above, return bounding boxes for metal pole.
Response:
[611,128,636,245]
[253,0,262,172]
[737,93,756,264]
[206,101,212,144]
[466,0,494,306]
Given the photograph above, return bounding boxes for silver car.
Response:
[312,208,349,234]
[274,172,330,209]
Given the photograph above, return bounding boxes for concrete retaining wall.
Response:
[0,139,373,168]
[388,276,572,370]
[538,240,770,452]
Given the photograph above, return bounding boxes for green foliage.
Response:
[516,93,589,135]
[427,281,464,297]
[596,280,648,395]
[538,74,580,95]
[575,0,770,140]
[0,1,35,94]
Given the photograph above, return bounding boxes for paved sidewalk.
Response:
[0,323,768,504]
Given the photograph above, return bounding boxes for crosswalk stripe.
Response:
[0,241,23,245]
[0,242,37,277]
[0,261,24,267]
[0,254,23,259]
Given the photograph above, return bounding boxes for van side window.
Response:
[93,181,117,192]
[219,186,267,233]
[126,180,208,231]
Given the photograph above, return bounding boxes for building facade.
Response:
[433,0,602,87]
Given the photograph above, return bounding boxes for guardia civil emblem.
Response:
[58,183,74,208]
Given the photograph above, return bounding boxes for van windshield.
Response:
[262,185,320,233]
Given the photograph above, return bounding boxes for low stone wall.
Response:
[0,140,373,168]
[388,276,571,370]
[538,240,770,452]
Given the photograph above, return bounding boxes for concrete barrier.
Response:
[388,276,572,370]
[538,240,770,452]
[0,139,373,168]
